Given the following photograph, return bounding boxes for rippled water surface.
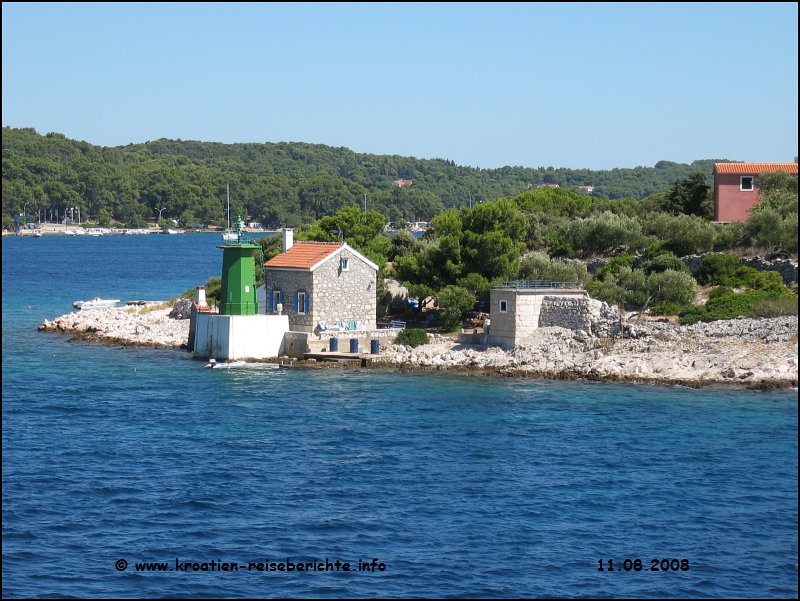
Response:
[3,235,798,598]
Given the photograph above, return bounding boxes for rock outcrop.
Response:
[378,317,798,389]
[39,304,189,348]
[39,305,797,389]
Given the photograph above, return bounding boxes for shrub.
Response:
[647,269,697,306]
[643,241,674,259]
[651,301,684,316]
[695,254,740,285]
[713,221,747,251]
[744,208,798,253]
[546,232,575,258]
[435,285,476,331]
[394,328,429,348]
[518,252,588,283]
[679,288,776,324]
[592,254,636,282]
[560,211,643,257]
[586,273,626,305]
[746,296,798,318]
[457,272,490,300]
[642,253,689,275]
[640,212,718,256]
[746,270,791,295]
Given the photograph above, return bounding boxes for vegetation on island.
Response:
[4,127,796,330]
[4,126,732,230]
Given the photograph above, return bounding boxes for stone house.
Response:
[713,161,797,222]
[261,230,378,333]
[485,280,618,348]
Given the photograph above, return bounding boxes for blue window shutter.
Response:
[294,293,299,314]
[269,291,274,312]
[307,291,311,313]
[279,291,284,305]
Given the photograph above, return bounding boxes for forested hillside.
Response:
[3,126,732,228]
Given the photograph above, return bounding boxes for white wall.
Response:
[194,314,289,359]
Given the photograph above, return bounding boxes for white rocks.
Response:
[378,317,797,387]
[39,304,189,348]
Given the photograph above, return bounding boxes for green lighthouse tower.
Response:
[217,216,262,316]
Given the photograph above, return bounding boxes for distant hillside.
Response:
[2,127,734,228]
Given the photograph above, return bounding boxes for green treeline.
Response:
[283,172,796,328]
[3,126,732,229]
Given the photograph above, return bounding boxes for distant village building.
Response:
[392,179,413,187]
[261,230,378,333]
[536,183,559,189]
[578,185,595,194]
[713,161,798,222]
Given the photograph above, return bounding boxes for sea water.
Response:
[2,234,797,598]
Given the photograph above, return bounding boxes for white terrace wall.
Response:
[193,314,289,359]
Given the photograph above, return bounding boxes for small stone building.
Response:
[486,281,617,348]
[262,230,378,333]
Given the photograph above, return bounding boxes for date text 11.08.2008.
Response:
[598,559,689,572]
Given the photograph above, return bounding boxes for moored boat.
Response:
[205,359,247,369]
[74,296,121,310]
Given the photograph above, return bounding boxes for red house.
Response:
[713,161,798,222]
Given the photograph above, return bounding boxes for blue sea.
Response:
[2,234,797,598]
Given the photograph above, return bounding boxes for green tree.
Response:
[435,286,475,331]
[665,172,712,217]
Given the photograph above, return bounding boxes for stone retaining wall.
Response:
[283,328,405,358]
[538,296,621,338]
[679,253,797,285]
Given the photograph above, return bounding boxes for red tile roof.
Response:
[714,162,798,174]
[265,242,343,269]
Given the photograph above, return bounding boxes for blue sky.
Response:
[2,2,797,169]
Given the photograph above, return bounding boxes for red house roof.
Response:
[714,162,798,175]
[265,242,343,269]
[392,179,413,186]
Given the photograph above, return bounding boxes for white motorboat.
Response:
[205,359,247,369]
[74,296,121,310]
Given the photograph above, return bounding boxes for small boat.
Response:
[221,182,239,242]
[34,231,43,238]
[205,359,247,369]
[74,296,121,310]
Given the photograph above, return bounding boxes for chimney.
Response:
[282,228,294,253]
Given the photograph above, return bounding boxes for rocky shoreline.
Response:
[39,304,190,348]
[39,306,797,390]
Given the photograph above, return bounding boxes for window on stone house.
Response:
[295,292,308,314]
[341,257,349,271]
[499,300,508,313]
[269,290,283,313]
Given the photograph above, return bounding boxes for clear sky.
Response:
[2,2,797,170]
